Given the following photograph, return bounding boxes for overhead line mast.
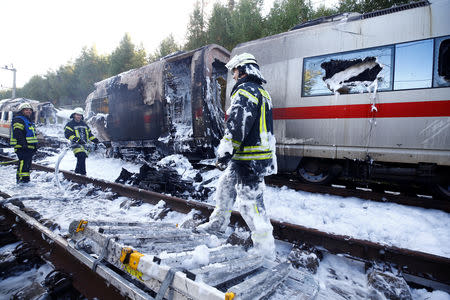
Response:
[1,64,17,99]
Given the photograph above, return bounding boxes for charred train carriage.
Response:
[85,44,229,160]
[86,1,449,197]
[227,0,450,197]
[0,98,56,144]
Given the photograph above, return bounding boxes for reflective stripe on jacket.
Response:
[64,119,96,155]
[10,115,38,150]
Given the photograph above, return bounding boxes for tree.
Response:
[74,46,108,102]
[20,75,50,101]
[265,0,313,36]
[149,34,181,62]
[206,2,235,51]
[108,33,147,76]
[185,1,207,50]
[336,0,418,14]
[310,4,337,20]
[230,0,264,45]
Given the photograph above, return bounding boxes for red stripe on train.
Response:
[272,100,450,120]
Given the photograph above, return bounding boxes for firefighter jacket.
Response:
[10,114,38,151]
[218,77,277,176]
[64,119,98,155]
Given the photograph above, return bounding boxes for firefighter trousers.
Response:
[75,152,87,175]
[16,149,34,183]
[200,160,275,259]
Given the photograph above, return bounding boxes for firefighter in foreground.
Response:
[10,103,38,183]
[64,107,100,175]
[197,53,277,259]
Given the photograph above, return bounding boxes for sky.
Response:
[0,0,276,89]
[0,0,339,90]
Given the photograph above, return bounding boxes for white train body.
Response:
[0,98,56,141]
[227,1,449,174]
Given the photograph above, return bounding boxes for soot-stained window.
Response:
[302,46,393,96]
[394,39,433,90]
[91,97,109,114]
[434,36,450,87]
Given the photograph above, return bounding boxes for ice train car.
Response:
[85,44,229,160]
[227,0,450,198]
[0,98,56,144]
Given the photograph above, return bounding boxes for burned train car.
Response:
[227,1,450,197]
[0,98,56,142]
[86,44,229,160]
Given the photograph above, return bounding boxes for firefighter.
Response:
[64,107,100,175]
[10,103,38,183]
[197,53,277,259]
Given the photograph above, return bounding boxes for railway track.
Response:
[1,154,449,295]
[266,175,450,213]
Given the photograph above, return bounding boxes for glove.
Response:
[93,143,98,151]
[75,138,85,145]
[215,153,232,171]
[92,138,100,144]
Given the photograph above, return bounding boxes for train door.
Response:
[164,55,194,147]
[191,46,228,153]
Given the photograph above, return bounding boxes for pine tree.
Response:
[207,2,235,51]
[149,34,181,62]
[265,0,313,36]
[231,0,264,45]
[185,1,207,50]
[108,33,147,76]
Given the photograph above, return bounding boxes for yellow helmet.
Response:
[225,53,258,70]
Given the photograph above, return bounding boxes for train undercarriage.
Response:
[295,156,450,200]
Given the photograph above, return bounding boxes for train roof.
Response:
[290,0,430,31]
[0,98,53,112]
[234,0,431,49]
[92,44,229,89]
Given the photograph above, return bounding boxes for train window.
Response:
[302,46,393,96]
[394,39,433,90]
[0,112,2,121]
[433,36,450,87]
[3,111,8,121]
[92,97,109,114]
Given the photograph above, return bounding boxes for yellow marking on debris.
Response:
[76,220,88,232]
[129,251,144,270]
[123,264,144,281]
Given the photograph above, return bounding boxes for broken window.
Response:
[302,46,393,96]
[91,97,109,114]
[394,39,433,90]
[433,36,450,87]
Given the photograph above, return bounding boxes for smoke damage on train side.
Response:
[85,45,229,161]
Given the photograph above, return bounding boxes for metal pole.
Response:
[12,68,16,99]
[1,64,17,99]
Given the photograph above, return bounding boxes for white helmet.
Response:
[225,53,258,70]
[18,103,33,112]
[73,107,84,116]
